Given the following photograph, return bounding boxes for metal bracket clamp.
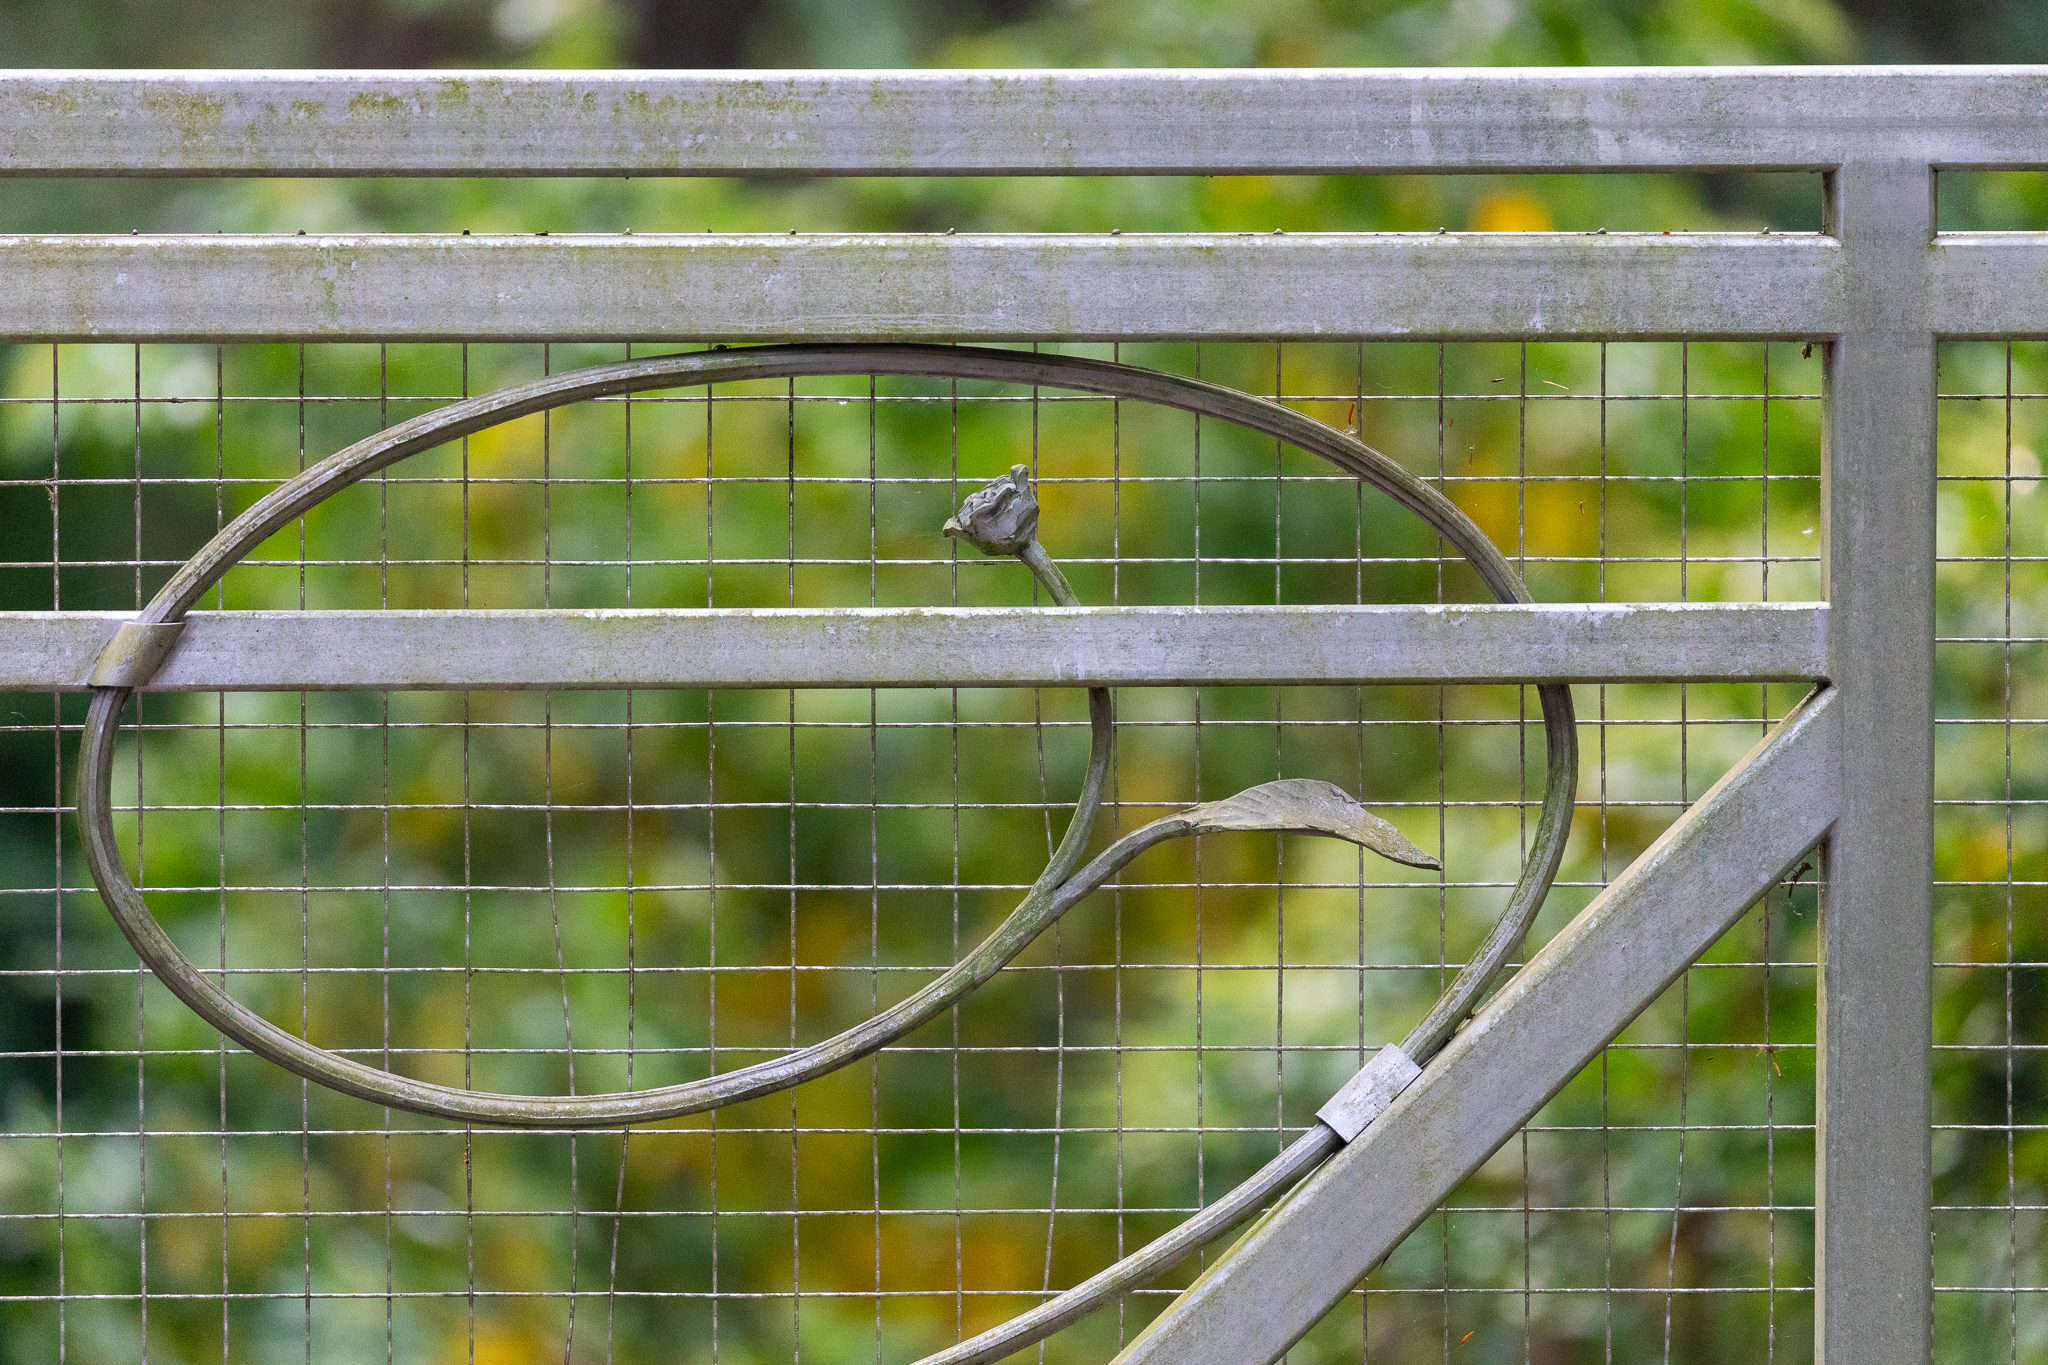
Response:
[1315,1044,1422,1142]
[86,619,187,690]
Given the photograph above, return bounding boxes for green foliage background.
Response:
[0,3,2043,1362]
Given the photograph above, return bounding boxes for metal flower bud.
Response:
[943,464,1040,557]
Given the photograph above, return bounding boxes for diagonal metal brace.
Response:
[1115,687,1841,1364]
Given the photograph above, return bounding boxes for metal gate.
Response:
[0,69,2037,1362]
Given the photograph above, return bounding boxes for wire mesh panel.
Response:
[1934,339,2048,1361]
[0,334,1823,1359]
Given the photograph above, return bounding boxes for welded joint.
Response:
[86,620,186,690]
[1314,1044,1422,1142]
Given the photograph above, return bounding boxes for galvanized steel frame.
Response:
[0,602,1833,691]
[0,66,2005,1363]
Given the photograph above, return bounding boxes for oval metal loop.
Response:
[78,343,1576,1127]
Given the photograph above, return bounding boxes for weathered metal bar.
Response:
[4,69,2048,175]
[1816,162,1936,1364]
[0,232,1839,341]
[1931,235,2048,338]
[1114,688,1841,1364]
[0,602,1828,692]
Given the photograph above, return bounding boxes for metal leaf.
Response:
[1180,779,1441,869]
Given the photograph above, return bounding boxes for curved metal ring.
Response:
[78,343,1576,1129]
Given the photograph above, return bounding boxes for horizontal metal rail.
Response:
[11,231,2032,343]
[1118,686,1842,1363]
[0,232,1839,341]
[4,69,2048,174]
[1930,234,2048,338]
[0,602,1828,692]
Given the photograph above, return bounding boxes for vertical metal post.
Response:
[1817,159,1936,1363]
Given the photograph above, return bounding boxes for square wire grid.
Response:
[1933,339,2048,1363]
[0,337,1821,1362]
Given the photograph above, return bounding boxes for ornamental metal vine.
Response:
[74,344,1577,1364]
